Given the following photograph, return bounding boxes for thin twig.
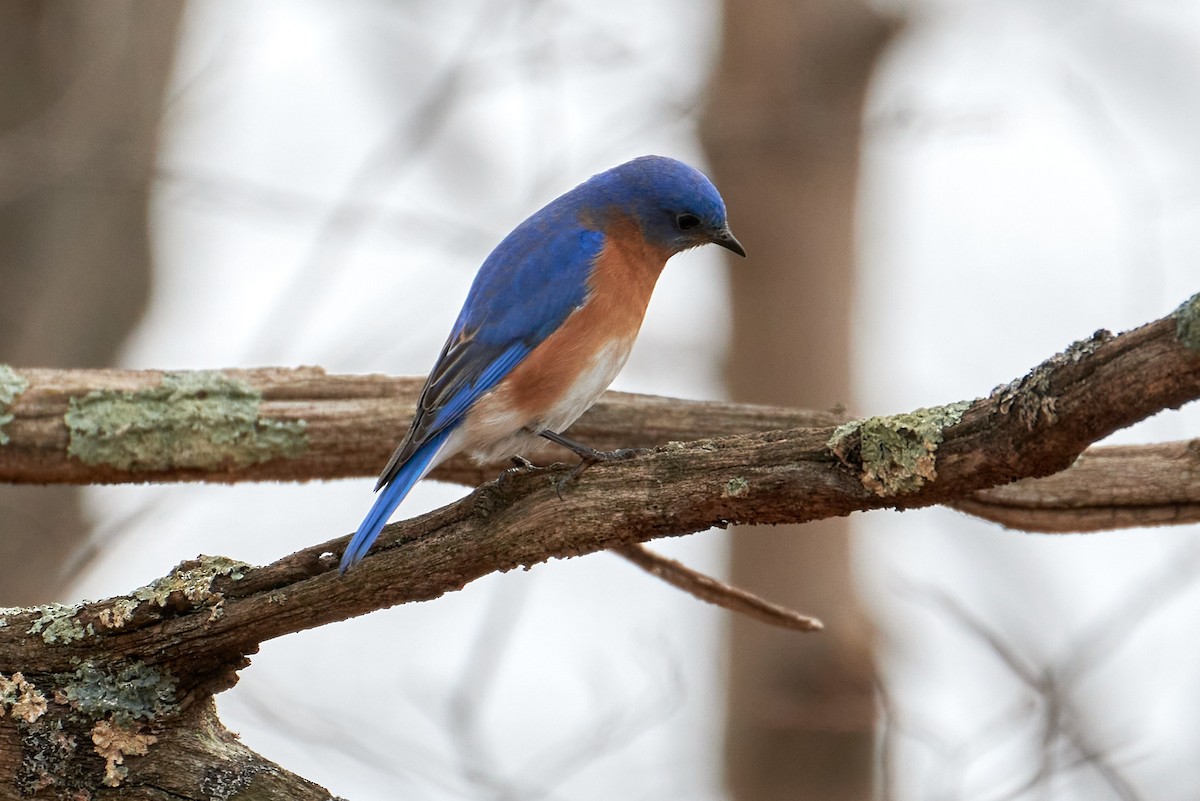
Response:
[614,544,823,632]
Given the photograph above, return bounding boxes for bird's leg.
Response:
[539,429,606,461]
[538,429,637,498]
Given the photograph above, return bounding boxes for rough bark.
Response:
[953,439,1200,532]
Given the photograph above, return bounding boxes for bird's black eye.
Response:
[675,213,702,231]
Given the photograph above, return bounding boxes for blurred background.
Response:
[3,0,1200,798]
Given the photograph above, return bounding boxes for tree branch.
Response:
[0,294,1197,797]
[613,544,824,631]
[2,294,1198,536]
[0,365,838,485]
[954,439,1200,532]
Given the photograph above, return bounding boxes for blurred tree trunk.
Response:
[701,3,896,799]
[0,1,182,603]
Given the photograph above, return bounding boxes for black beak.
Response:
[712,226,746,257]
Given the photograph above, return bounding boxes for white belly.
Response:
[533,337,632,433]
[456,336,634,463]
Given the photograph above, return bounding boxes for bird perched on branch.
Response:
[341,155,744,571]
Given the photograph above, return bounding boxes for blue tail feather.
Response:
[340,430,451,572]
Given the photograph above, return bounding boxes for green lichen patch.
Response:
[0,672,48,723]
[137,555,249,607]
[9,662,176,792]
[94,555,251,629]
[0,364,28,445]
[723,477,750,499]
[96,598,140,630]
[1174,292,1200,352]
[63,661,177,726]
[27,603,92,645]
[829,401,972,497]
[64,370,307,472]
[828,420,861,453]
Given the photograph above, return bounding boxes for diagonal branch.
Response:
[613,544,824,631]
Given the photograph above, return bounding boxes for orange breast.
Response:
[504,215,670,418]
[464,214,672,446]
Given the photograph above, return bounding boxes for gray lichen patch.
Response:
[0,364,28,445]
[27,603,92,645]
[723,477,750,499]
[64,370,307,472]
[62,661,176,788]
[96,598,140,630]
[64,661,178,726]
[830,401,972,497]
[93,555,251,630]
[991,329,1113,430]
[1060,329,1113,363]
[1174,292,1200,352]
[8,663,177,792]
[139,555,249,607]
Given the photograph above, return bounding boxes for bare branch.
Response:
[614,544,824,631]
[954,439,1200,532]
[0,366,839,485]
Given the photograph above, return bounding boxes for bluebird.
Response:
[340,155,744,571]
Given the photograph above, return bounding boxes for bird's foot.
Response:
[537,428,639,498]
[510,454,535,470]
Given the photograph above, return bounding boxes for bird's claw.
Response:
[553,447,639,500]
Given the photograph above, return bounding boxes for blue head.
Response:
[576,155,746,257]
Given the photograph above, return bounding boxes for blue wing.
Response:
[375,205,604,488]
[342,203,605,570]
